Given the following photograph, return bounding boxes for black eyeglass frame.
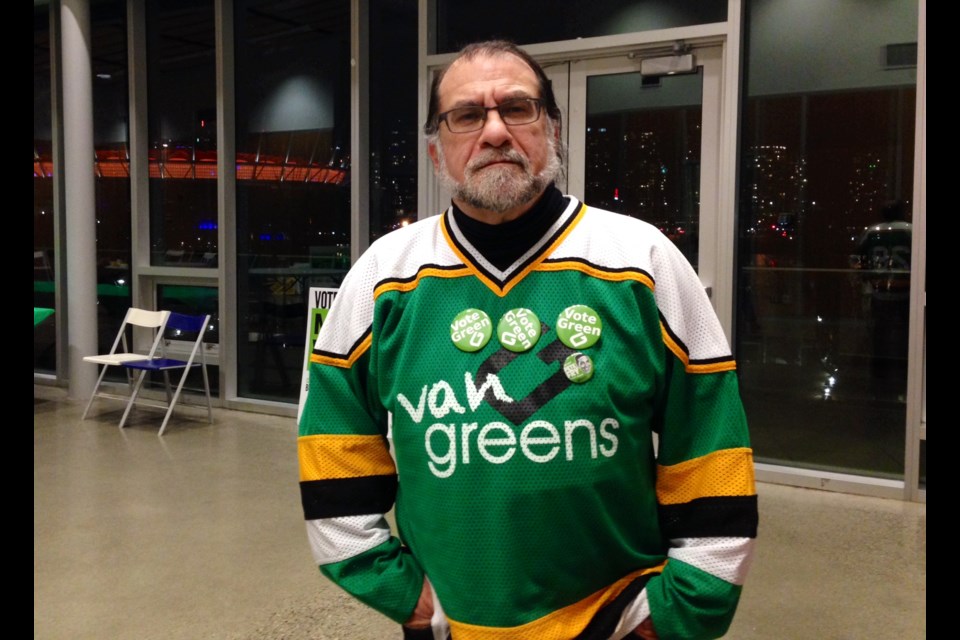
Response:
[437,97,544,134]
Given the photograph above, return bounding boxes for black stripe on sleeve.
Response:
[300,475,398,520]
[658,495,759,539]
[402,626,444,640]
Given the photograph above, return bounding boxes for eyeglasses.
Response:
[437,98,543,134]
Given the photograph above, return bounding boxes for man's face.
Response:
[429,52,561,221]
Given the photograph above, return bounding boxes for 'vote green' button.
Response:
[556,304,602,349]
[497,308,541,353]
[450,308,492,352]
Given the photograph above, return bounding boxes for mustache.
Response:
[465,148,529,173]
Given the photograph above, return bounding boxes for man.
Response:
[298,40,758,640]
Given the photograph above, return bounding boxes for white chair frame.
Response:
[81,308,171,421]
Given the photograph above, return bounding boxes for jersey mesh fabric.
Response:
[298,197,757,639]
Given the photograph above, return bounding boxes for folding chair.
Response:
[81,308,171,421]
[119,312,213,436]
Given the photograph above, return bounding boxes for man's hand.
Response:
[403,579,435,629]
[633,616,659,639]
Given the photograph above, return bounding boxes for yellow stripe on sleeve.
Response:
[298,434,397,482]
[656,448,756,505]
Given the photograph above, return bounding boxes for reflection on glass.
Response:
[736,89,915,479]
[92,0,133,373]
[370,0,418,241]
[34,4,55,373]
[234,0,351,403]
[584,71,702,269]
[737,0,919,482]
[146,0,218,267]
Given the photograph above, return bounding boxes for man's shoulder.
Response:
[552,199,688,276]
[361,212,444,259]
[372,212,444,246]
[347,212,450,283]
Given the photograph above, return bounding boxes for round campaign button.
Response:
[496,308,542,353]
[556,304,603,349]
[450,308,493,352]
[563,352,594,383]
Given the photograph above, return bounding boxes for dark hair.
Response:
[423,40,562,137]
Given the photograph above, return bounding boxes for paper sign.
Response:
[297,287,339,424]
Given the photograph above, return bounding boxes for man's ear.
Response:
[427,140,440,172]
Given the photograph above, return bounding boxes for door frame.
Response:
[564,45,726,332]
[421,34,736,341]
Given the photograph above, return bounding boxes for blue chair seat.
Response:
[118,312,213,435]
[124,357,199,371]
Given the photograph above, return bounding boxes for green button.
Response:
[556,304,602,349]
[563,352,594,383]
[497,308,542,353]
[450,308,492,352]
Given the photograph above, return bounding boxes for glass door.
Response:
[565,46,725,305]
[426,45,727,325]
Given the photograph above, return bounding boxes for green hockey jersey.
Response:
[298,196,758,640]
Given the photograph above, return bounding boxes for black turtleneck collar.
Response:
[451,185,568,271]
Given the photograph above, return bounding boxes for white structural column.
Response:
[60,0,99,401]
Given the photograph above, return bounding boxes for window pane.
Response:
[737,0,917,479]
[234,0,351,403]
[585,71,702,270]
[34,4,55,373]
[93,0,133,366]
[370,0,418,242]
[146,0,218,267]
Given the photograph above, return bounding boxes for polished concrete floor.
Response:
[34,383,925,640]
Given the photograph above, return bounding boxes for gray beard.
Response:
[436,141,562,214]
